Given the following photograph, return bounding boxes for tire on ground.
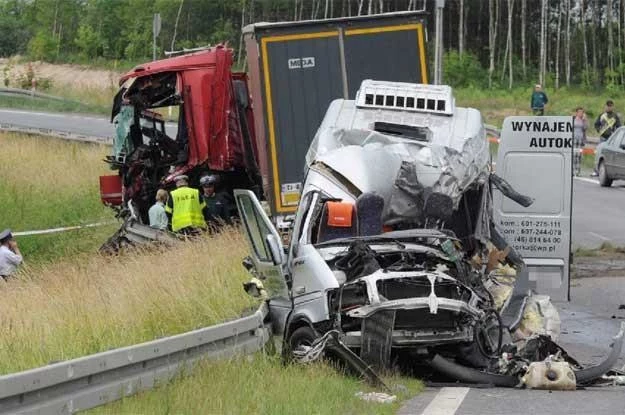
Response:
[285,325,318,361]
[599,161,613,187]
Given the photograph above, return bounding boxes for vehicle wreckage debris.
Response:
[224,80,625,391]
[354,391,397,404]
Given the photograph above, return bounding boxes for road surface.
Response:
[0,108,114,140]
[572,176,625,249]
[400,275,625,415]
[0,108,178,144]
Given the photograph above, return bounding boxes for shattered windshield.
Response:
[109,72,183,166]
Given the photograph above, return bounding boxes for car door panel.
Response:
[234,189,290,300]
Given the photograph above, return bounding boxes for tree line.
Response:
[0,0,622,90]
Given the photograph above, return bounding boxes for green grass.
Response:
[0,132,116,262]
[574,242,625,258]
[88,354,423,415]
[455,85,625,129]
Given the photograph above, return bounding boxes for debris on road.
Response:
[355,392,397,404]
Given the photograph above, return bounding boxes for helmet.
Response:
[200,174,219,187]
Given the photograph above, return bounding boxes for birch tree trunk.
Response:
[591,0,598,84]
[581,0,590,85]
[521,0,526,79]
[555,0,562,89]
[565,0,571,86]
[458,0,464,56]
[508,0,514,89]
[618,0,623,85]
[171,0,185,51]
[616,0,625,85]
[236,0,244,65]
[608,0,614,75]
[539,0,547,85]
[489,0,498,88]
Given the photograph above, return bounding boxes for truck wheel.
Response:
[286,326,318,362]
[599,161,613,187]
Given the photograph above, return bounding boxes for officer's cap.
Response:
[174,174,189,183]
[0,229,12,243]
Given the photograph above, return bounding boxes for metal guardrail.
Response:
[0,87,85,105]
[0,303,270,414]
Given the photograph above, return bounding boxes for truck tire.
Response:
[599,161,613,187]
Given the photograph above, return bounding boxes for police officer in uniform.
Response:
[199,174,233,231]
[164,175,206,234]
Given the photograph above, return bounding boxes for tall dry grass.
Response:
[0,230,255,374]
[0,132,115,261]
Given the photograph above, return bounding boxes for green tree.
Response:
[27,31,59,61]
[75,24,100,59]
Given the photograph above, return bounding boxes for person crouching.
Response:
[0,229,22,280]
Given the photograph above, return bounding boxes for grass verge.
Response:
[574,242,625,258]
[0,230,255,374]
[88,354,423,415]
[455,86,617,129]
[0,132,115,262]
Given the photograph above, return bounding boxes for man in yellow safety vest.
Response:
[164,175,206,233]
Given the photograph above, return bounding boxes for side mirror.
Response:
[266,234,284,266]
[620,143,625,150]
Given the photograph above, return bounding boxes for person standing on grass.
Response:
[530,84,549,116]
[148,189,169,230]
[0,229,22,280]
[573,107,588,177]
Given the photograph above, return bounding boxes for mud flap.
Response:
[360,310,395,372]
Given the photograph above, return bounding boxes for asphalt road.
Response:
[0,108,114,140]
[0,108,178,143]
[572,176,625,249]
[400,276,625,415]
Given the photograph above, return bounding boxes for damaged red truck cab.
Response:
[102,46,264,226]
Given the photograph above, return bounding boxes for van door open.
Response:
[493,116,573,301]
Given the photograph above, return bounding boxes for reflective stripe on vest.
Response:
[599,113,617,137]
[168,187,206,232]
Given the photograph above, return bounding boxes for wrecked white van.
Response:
[235,80,623,387]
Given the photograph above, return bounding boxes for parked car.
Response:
[594,126,625,187]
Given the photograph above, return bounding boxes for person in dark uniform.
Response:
[199,174,233,231]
